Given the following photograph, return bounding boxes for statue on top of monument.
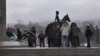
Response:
[55,11,60,23]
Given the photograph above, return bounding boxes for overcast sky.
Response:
[6,0,100,24]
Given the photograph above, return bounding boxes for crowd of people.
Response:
[6,11,94,48]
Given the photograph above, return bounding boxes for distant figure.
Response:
[61,21,70,47]
[17,28,22,41]
[6,28,13,38]
[6,28,16,41]
[30,26,36,47]
[55,11,60,23]
[69,23,80,47]
[85,25,93,48]
[9,32,17,41]
[95,25,100,43]
[38,31,45,47]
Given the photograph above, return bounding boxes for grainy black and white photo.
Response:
[0,0,100,56]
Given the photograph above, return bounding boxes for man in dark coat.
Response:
[85,25,93,48]
[69,23,80,47]
[31,26,36,47]
[38,31,45,47]
[17,28,22,41]
[45,22,58,47]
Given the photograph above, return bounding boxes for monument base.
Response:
[0,47,100,56]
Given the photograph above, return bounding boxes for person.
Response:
[6,28,14,40]
[61,21,70,47]
[69,23,80,47]
[10,32,17,41]
[6,28,13,37]
[45,24,52,47]
[38,31,45,47]
[30,26,36,47]
[95,25,100,43]
[55,11,60,23]
[85,25,93,48]
[16,28,22,41]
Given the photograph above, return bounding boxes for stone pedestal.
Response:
[0,48,100,56]
[0,0,6,41]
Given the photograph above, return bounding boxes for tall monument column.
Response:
[0,0,6,41]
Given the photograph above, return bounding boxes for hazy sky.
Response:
[6,0,100,24]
